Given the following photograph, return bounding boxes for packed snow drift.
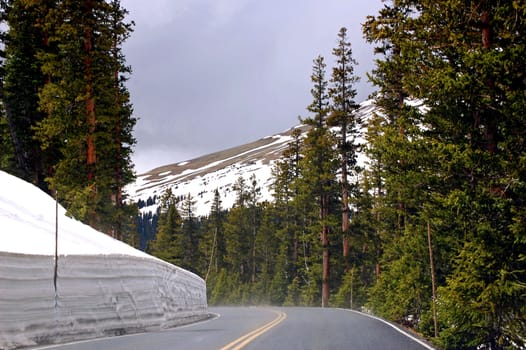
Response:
[0,171,207,350]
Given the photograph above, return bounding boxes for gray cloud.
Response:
[122,0,383,173]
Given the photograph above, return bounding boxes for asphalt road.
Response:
[34,307,434,350]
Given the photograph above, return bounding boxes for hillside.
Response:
[126,99,377,218]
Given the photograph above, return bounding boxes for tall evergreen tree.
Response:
[271,127,305,290]
[202,189,225,281]
[0,0,15,173]
[299,55,339,307]
[30,0,136,234]
[364,0,526,347]
[149,189,182,264]
[328,26,361,263]
[1,0,54,187]
[179,193,199,272]
[247,174,261,284]
[224,176,252,283]
[363,1,438,330]
[107,0,136,240]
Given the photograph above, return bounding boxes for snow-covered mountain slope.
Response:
[0,171,207,349]
[126,100,377,218]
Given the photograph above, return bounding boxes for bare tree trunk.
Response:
[321,194,330,307]
[205,227,218,282]
[427,222,438,338]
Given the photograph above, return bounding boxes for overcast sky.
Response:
[121,0,384,173]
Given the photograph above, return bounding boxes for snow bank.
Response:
[0,171,207,349]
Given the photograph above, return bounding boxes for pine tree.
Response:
[271,127,305,290]
[363,0,442,333]
[0,1,16,173]
[299,55,339,307]
[328,26,361,264]
[202,189,225,281]
[1,0,54,187]
[179,193,199,272]
[107,0,136,240]
[30,0,136,235]
[150,189,182,264]
[224,177,252,283]
[247,174,261,284]
[364,0,526,347]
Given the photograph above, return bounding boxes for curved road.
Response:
[35,307,434,350]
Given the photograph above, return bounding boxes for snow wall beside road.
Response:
[0,171,207,350]
[0,252,207,350]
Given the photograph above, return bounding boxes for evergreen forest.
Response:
[1,1,525,349]
[0,0,138,241]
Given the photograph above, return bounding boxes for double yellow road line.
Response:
[220,309,287,350]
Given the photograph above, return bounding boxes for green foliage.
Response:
[332,267,367,309]
[0,115,17,174]
[179,193,200,271]
[364,0,526,347]
[135,6,525,349]
[149,189,182,265]
[283,277,301,306]
[367,226,430,327]
[202,32,371,308]
[149,191,205,274]
[201,189,226,281]
[1,0,136,238]
[1,0,50,187]
[207,268,242,305]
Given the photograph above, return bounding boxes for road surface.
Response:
[34,307,434,350]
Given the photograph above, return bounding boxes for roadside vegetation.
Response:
[1,1,524,349]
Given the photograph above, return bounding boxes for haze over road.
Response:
[35,307,434,350]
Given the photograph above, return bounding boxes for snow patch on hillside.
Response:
[126,132,294,218]
[126,100,378,219]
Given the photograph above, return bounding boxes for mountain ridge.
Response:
[126,100,376,217]
[135,124,309,192]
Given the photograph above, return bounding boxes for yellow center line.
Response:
[219,309,287,350]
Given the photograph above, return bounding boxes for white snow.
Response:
[0,171,207,350]
[0,171,150,257]
[127,100,377,219]
[126,133,294,218]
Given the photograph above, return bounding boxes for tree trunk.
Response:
[427,222,438,338]
[480,9,498,156]
[113,33,123,240]
[322,225,330,307]
[84,24,96,181]
[83,0,96,227]
[252,225,257,284]
[342,147,350,262]
[0,81,30,179]
[321,194,330,307]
